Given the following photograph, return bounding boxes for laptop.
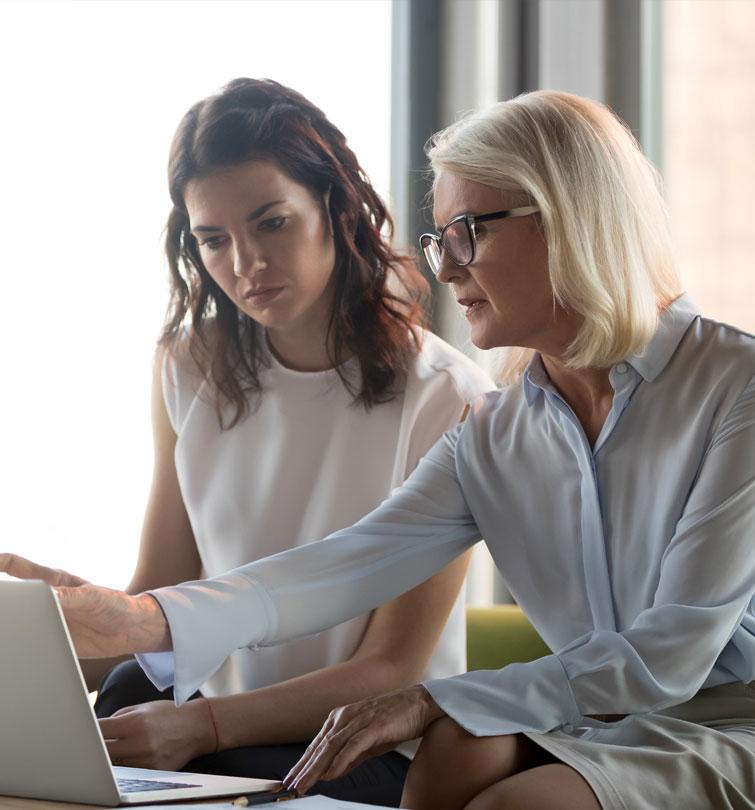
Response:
[0,579,280,805]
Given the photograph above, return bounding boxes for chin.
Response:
[468,327,501,351]
[468,315,523,351]
[239,302,290,329]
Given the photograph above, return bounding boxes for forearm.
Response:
[210,654,416,750]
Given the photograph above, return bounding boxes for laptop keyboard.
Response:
[117,777,201,794]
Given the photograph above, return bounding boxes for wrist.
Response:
[130,593,172,653]
[194,697,221,756]
[414,684,445,726]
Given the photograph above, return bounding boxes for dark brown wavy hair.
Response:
[162,78,430,428]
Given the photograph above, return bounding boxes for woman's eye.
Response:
[259,216,287,232]
[199,236,226,251]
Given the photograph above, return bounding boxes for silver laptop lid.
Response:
[0,579,121,805]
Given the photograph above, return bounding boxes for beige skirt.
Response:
[524,682,755,810]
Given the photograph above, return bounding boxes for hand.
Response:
[1,553,170,657]
[283,685,445,796]
[100,699,215,771]
[56,584,171,658]
[0,552,89,587]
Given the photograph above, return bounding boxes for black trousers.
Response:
[94,660,410,807]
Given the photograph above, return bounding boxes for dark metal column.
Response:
[390,0,444,324]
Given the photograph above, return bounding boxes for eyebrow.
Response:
[190,200,286,234]
[433,210,469,231]
[433,214,458,232]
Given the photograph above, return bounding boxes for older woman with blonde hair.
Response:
[5,90,755,810]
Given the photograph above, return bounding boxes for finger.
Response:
[99,713,139,738]
[111,705,142,718]
[283,735,336,791]
[0,553,87,587]
[322,732,396,782]
[282,717,336,788]
[0,553,53,581]
[298,729,373,791]
[282,740,322,790]
[291,720,368,795]
[105,737,150,765]
[55,569,89,587]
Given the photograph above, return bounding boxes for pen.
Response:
[232,787,300,805]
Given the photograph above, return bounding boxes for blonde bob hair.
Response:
[426,90,682,381]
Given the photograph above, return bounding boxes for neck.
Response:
[541,356,612,405]
[541,355,614,446]
[266,322,338,372]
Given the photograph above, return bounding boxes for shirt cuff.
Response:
[136,572,274,705]
[135,651,177,693]
[423,654,582,736]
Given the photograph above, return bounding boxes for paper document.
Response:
[135,796,399,809]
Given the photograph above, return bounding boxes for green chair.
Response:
[466,605,550,671]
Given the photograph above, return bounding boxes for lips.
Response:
[457,297,488,317]
[242,286,285,306]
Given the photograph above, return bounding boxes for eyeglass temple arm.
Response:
[473,205,539,224]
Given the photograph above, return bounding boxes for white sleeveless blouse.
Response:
[162,330,494,704]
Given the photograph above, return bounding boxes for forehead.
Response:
[432,172,512,226]
[184,160,312,218]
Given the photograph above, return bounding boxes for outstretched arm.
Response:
[5,422,479,698]
[137,425,480,703]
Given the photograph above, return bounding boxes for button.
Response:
[615,363,628,374]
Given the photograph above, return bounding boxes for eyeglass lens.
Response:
[421,220,475,274]
[421,238,441,274]
[443,219,473,266]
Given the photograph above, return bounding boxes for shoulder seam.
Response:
[696,315,755,343]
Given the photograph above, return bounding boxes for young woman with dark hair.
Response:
[162,77,444,423]
[12,78,493,805]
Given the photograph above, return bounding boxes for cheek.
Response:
[288,230,336,292]
[200,253,236,295]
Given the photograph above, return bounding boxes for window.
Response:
[0,0,392,587]
[662,0,755,333]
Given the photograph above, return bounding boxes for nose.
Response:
[232,237,266,278]
[435,252,467,285]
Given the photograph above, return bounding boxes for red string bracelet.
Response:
[201,696,220,754]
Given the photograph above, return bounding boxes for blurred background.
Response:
[0,0,752,604]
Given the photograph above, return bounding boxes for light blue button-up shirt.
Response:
[140,295,755,737]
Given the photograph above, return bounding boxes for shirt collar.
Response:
[625,293,699,382]
[523,354,551,406]
[522,293,700,405]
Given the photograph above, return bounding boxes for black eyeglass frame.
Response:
[419,205,540,275]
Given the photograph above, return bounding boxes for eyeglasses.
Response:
[419,205,539,275]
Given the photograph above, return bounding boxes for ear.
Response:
[322,185,334,236]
